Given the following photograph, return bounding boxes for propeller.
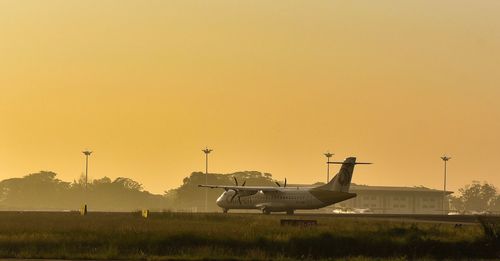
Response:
[229,190,244,204]
[275,178,287,187]
[230,177,247,204]
[233,177,246,186]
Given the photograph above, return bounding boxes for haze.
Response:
[1,1,499,194]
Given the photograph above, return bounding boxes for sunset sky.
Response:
[1,1,499,194]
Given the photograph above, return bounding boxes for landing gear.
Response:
[262,209,271,215]
[222,208,228,214]
[286,210,294,215]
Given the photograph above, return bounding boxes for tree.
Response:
[0,171,71,209]
[491,195,500,212]
[113,177,143,191]
[451,181,497,212]
[0,172,165,211]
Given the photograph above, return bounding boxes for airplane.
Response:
[198,157,371,214]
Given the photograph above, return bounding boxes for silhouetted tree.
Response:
[0,172,165,211]
[491,195,500,212]
[113,177,143,191]
[0,171,71,210]
[450,181,497,212]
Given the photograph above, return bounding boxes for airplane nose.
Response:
[216,193,224,207]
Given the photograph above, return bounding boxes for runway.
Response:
[214,211,500,225]
[1,210,498,225]
[294,213,498,224]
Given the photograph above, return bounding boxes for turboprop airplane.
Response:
[198,157,371,214]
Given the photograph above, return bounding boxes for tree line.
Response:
[0,170,499,213]
[0,170,277,211]
[0,171,166,211]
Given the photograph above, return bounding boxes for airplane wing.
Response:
[198,184,280,192]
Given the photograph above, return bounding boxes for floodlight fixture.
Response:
[324,151,334,183]
[82,150,93,190]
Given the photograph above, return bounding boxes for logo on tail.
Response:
[338,169,351,186]
[320,157,371,192]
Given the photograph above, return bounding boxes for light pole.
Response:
[441,155,451,214]
[81,150,92,215]
[202,147,213,212]
[324,152,334,183]
[82,150,92,191]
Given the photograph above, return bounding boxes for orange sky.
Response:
[1,1,499,194]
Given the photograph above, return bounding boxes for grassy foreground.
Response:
[0,212,497,260]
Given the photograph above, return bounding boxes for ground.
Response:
[0,211,497,260]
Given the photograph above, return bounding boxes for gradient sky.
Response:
[1,1,499,194]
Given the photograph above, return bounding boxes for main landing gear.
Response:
[222,208,228,214]
[261,209,294,215]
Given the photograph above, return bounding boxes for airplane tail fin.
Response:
[319,157,371,192]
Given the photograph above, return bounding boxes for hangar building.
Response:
[336,184,453,214]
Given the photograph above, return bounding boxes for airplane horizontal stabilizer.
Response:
[327,162,372,165]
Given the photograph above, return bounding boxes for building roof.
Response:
[288,183,453,194]
[350,184,453,194]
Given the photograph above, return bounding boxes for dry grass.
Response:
[0,211,496,260]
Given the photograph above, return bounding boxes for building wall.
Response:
[337,190,447,214]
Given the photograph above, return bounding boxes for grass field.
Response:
[0,212,498,260]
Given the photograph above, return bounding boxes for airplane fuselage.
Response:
[201,157,367,214]
[216,187,356,213]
